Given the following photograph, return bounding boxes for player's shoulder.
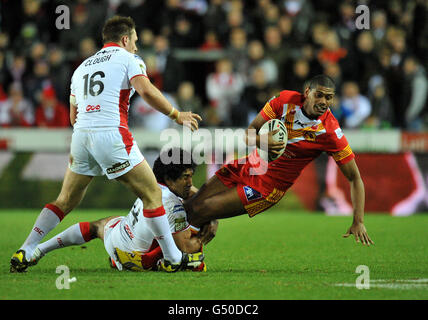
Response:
[276,90,304,104]
[321,110,346,140]
[160,184,182,206]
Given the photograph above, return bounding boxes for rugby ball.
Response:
[257,119,287,162]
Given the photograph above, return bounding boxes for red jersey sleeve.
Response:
[324,116,355,165]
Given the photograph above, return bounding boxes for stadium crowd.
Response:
[0,0,427,131]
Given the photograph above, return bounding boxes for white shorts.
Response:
[69,127,144,179]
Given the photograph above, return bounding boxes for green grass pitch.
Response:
[1,209,428,300]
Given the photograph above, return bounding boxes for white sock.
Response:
[38,222,90,255]
[143,207,182,263]
[21,204,64,259]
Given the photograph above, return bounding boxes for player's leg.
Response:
[185,175,247,227]
[30,216,118,267]
[11,169,93,272]
[116,160,183,264]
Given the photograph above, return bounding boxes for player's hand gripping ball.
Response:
[257,119,287,162]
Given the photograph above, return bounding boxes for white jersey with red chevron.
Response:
[70,43,147,129]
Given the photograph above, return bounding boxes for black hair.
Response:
[102,16,135,43]
[304,74,336,91]
[153,148,196,184]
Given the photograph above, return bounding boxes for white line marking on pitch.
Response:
[334,279,428,290]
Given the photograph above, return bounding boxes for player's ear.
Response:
[303,87,310,98]
[121,35,128,47]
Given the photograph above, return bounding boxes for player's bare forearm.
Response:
[339,159,365,222]
[173,229,202,254]
[339,159,374,245]
[245,113,265,147]
[132,76,173,115]
[350,176,365,224]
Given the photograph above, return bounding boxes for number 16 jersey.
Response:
[70,43,147,130]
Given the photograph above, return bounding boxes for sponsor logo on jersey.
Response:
[335,128,344,139]
[106,161,130,174]
[124,224,135,240]
[172,204,184,214]
[86,104,101,113]
[243,186,262,202]
[174,217,187,232]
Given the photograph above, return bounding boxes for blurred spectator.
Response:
[226,28,248,76]
[181,0,208,16]
[76,37,97,65]
[339,81,372,129]
[263,26,290,82]
[323,62,343,94]
[240,66,274,126]
[170,15,200,48]
[4,55,27,91]
[284,58,310,92]
[159,0,184,36]
[48,47,71,105]
[366,76,394,129]
[24,59,52,106]
[317,30,348,66]
[300,43,323,76]
[262,3,281,29]
[387,28,408,68]
[403,56,428,131]
[153,35,184,93]
[353,31,381,94]
[246,40,278,85]
[176,81,204,116]
[199,30,223,51]
[206,58,244,126]
[282,0,314,41]
[59,4,97,61]
[204,0,228,43]
[277,15,300,49]
[139,29,156,55]
[226,6,254,38]
[29,42,47,64]
[17,0,51,48]
[335,1,357,47]
[311,22,330,49]
[35,86,69,128]
[371,10,388,50]
[129,92,178,131]
[0,83,34,127]
[144,55,164,91]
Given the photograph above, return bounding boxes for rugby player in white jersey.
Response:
[10,16,202,273]
[28,149,213,272]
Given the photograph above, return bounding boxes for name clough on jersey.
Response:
[84,55,112,67]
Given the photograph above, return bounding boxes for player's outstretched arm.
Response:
[131,75,202,131]
[339,159,374,246]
